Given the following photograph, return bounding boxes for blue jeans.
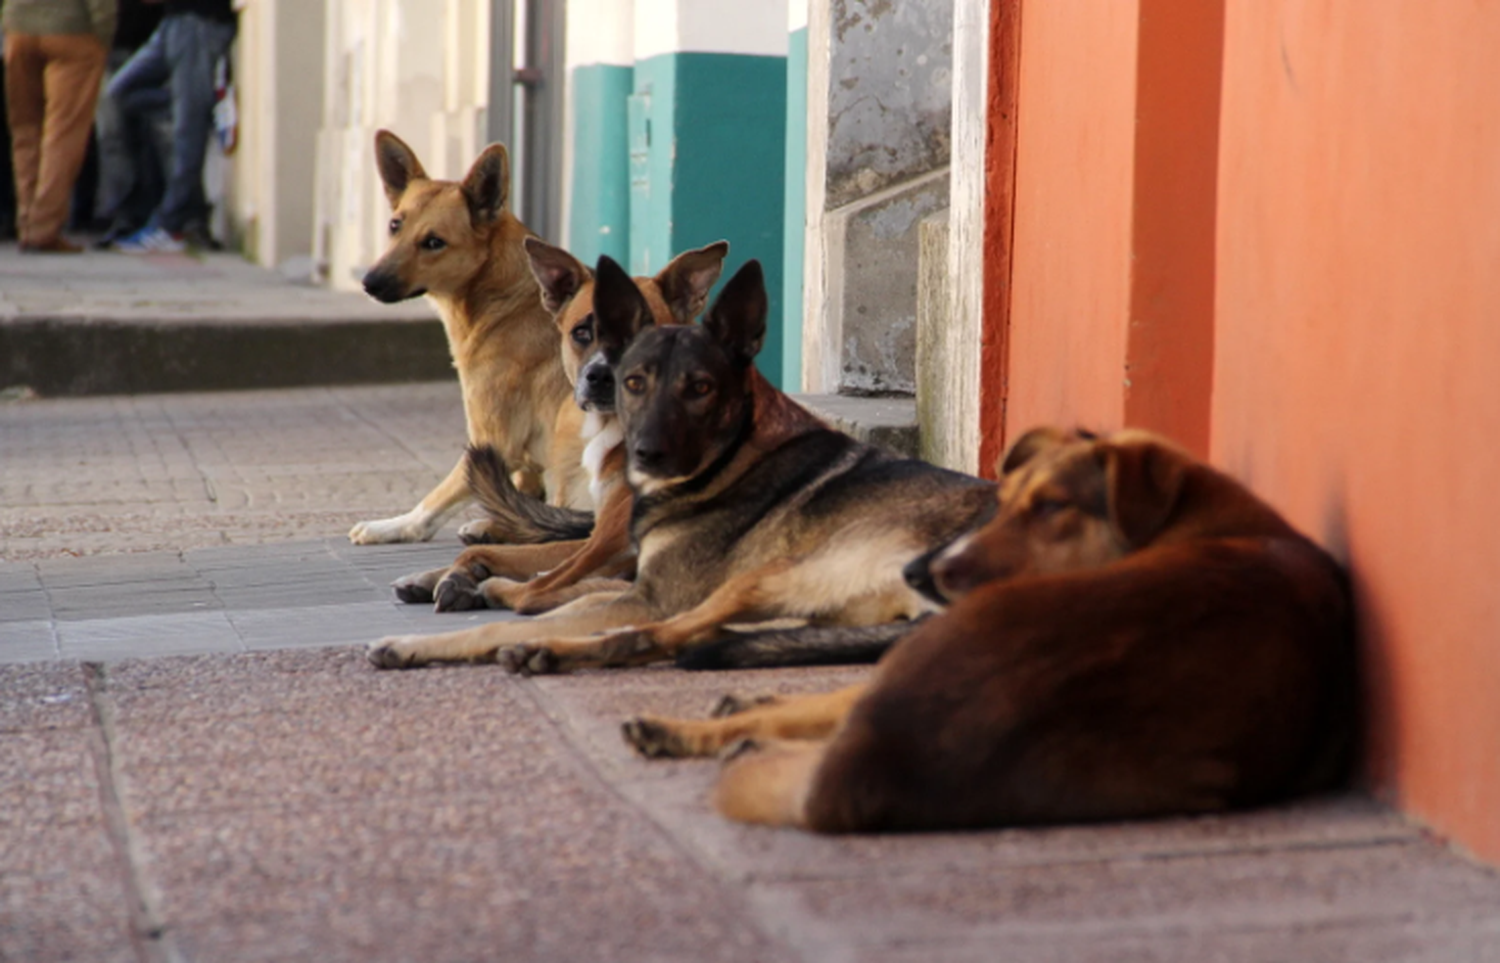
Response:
[106,13,235,234]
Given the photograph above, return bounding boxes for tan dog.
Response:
[350,130,586,544]
[364,260,997,671]
[627,428,1357,834]
[391,241,730,615]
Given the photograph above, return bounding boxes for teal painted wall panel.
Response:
[629,51,788,387]
[782,27,808,389]
[567,64,632,264]
[628,55,675,278]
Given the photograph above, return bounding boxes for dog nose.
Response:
[632,444,667,469]
[929,554,976,599]
[585,366,612,387]
[362,271,398,302]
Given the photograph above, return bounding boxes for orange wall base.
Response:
[1214,0,1500,863]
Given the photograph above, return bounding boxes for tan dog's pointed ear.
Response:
[462,143,510,225]
[1103,438,1187,548]
[998,426,1080,477]
[655,240,730,323]
[524,238,591,315]
[374,130,427,208]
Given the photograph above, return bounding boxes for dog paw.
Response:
[479,577,525,611]
[497,644,559,676]
[709,693,783,718]
[718,737,764,764]
[391,573,436,604]
[456,519,499,545]
[622,717,687,759]
[434,573,483,612]
[366,637,422,670]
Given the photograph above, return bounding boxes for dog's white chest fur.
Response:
[580,411,624,507]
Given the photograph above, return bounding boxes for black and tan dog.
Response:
[625,428,1357,833]
[365,259,997,671]
[390,241,729,615]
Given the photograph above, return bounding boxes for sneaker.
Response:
[113,226,186,254]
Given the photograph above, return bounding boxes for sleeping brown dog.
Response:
[627,427,1357,833]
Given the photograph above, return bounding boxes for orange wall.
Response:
[1004,0,1221,459]
[1123,0,1221,458]
[1005,0,1138,437]
[1214,1,1500,862]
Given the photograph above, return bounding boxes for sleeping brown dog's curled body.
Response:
[646,428,1357,833]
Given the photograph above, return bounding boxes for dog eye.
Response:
[571,324,593,346]
[1031,497,1068,518]
[421,235,446,252]
[388,218,401,235]
[622,375,646,394]
[687,379,713,398]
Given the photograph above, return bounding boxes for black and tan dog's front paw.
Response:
[433,572,484,612]
[366,636,425,670]
[709,693,783,718]
[622,717,692,759]
[391,569,440,604]
[497,643,559,676]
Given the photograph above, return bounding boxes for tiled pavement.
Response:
[1,250,1498,961]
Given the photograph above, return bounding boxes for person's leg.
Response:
[93,49,137,227]
[0,44,15,238]
[153,15,235,235]
[4,33,45,242]
[105,25,169,106]
[26,34,107,246]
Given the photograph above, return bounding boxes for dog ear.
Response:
[524,238,591,315]
[701,260,768,366]
[1102,438,1188,548]
[461,143,510,226]
[374,130,427,208]
[655,240,730,324]
[593,255,654,351]
[997,426,1080,477]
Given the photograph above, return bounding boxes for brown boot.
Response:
[19,236,83,254]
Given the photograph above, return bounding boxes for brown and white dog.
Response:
[624,428,1358,834]
[390,241,730,615]
[350,130,585,544]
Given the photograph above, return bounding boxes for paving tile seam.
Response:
[83,662,182,963]
[28,560,63,660]
[728,832,1431,888]
[507,674,803,959]
[862,906,1500,945]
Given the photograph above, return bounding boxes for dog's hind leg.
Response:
[429,541,589,611]
[350,458,470,545]
[485,576,634,615]
[504,560,803,673]
[366,590,650,669]
[621,684,867,759]
[712,740,825,828]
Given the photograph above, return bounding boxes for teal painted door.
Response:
[627,88,653,275]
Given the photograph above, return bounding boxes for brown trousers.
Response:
[4,32,107,245]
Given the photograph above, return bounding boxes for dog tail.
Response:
[464,445,594,543]
[676,619,924,671]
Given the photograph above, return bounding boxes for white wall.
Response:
[227,0,325,272]
[311,0,490,291]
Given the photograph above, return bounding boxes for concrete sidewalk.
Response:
[0,247,449,395]
[3,385,1498,963]
[1,244,1498,960]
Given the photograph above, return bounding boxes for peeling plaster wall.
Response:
[803,0,953,395]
